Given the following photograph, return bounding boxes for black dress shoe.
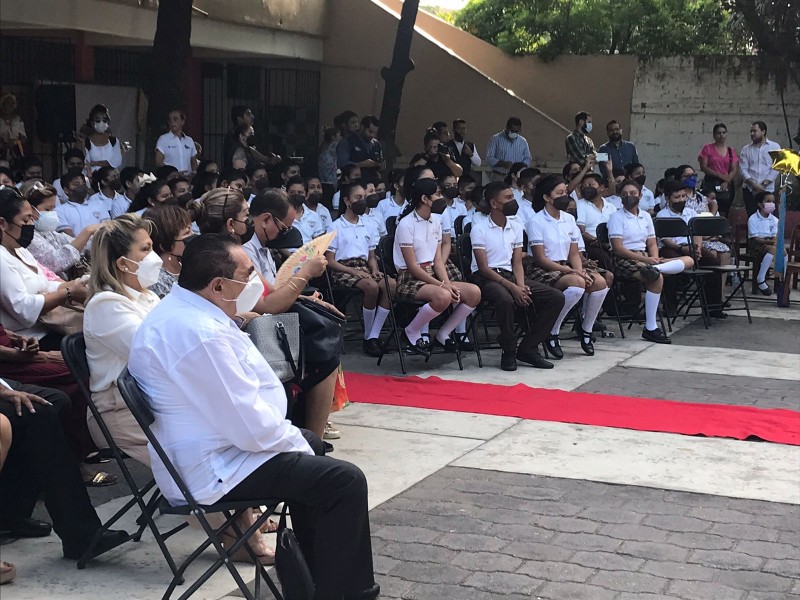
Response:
[579,330,595,356]
[457,336,476,351]
[0,517,52,538]
[756,281,772,296]
[543,334,563,360]
[500,351,517,371]
[344,583,381,600]
[401,332,430,356]
[323,441,334,453]
[516,350,554,369]
[362,338,383,357]
[63,529,130,560]
[642,327,672,344]
[709,310,728,319]
[433,336,458,353]
[638,265,661,283]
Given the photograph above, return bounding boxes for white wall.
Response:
[630,56,799,182]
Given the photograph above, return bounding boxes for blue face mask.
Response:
[683,175,697,190]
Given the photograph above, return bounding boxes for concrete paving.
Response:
[1,300,798,599]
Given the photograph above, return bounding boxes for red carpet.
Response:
[345,373,800,446]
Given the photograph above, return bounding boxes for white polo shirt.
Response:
[576,197,617,237]
[56,197,110,237]
[361,208,386,240]
[655,206,699,247]
[528,208,581,262]
[293,207,325,244]
[111,194,132,218]
[377,195,407,224]
[314,204,333,233]
[606,195,623,210]
[747,211,779,239]
[607,207,656,251]
[517,197,536,230]
[88,190,123,213]
[155,131,196,172]
[242,235,277,284]
[470,214,523,273]
[640,186,656,212]
[393,210,441,270]
[330,216,376,261]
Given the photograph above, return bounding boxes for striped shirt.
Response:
[485,131,531,175]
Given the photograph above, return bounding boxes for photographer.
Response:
[410,130,462,179]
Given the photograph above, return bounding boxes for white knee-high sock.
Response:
[368,306,389,340]
[645,290,660,330]
[435,303,476,344]
[758,253,774,285]
[550,286,584,335]
[455,319,467,335]
[362,307,376,340]
[654,260,685,275]
[405,303,442,344]
[581,287,609,333]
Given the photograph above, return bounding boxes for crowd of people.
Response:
[0,100,790,595]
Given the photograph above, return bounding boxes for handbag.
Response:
[38,303,84,335]
[290,297,344,361]
[245,313,303,383]
[274,504,315,600]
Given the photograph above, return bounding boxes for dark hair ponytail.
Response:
[398,177,438,222]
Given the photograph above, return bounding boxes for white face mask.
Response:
[584,122,593,134]
[507,131,518,140]
[34,210,60,233]
[222,272,263,313]
[123,251,163,289]
[93,121,109,133]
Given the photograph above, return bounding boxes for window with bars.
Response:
[0,36,74,85]
[94,48,150,87]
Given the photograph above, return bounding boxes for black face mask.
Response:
[553,195,570,211]
[289,194,306,209]
[238,217,256,244]
[306,192,322,207]
[365,192,384,208]
[582,187,599,201]
[430,198,447,214]
[634,175,647,187]
[622,195,640,210]
[241,186,252,199]
[671,202,686,213]
[442,187,459,200]
[70,187,88,203]
[349,200,367,216]
[11,223,35,248]
[263,221,301,249]
[502,199,519,216]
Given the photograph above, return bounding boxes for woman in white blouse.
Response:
[22,182,99,278]
[80,104,123,172]
[0,187,89,349]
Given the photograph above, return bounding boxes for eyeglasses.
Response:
[272,215,290,234]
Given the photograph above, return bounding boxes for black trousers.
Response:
[472,271,565,353]
[743,188,759,216]
[0,381,101,548]
[221,430,375,600]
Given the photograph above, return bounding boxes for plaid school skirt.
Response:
[445,258,463,282]
[330,258,371,288]
[613,250,650,280]
[396,264,435,301]
[748,237,772,259]
[525,259,569,286]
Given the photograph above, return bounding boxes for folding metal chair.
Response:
[374,234,464,374]
[385,216,397,236]
[453,214,466,238]
[116,369,284,600]
[321,269,365,343]
[60,333,187,574]
[688,216,752,322]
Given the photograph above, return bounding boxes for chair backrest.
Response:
[377,234,397,278]
[454,215,466,238]
[688,216,732,238]
[458,232,473,277]
[385,216,397,236]
[653,217,690,239]
[464,222,472,236]
[596,222,610,245]
[61,332,90,383]
[790,225,800,260]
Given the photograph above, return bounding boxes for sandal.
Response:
[84,471,119,487]
[83,451,111,464]
[220,532,275,565]
[0,561,15,585]
[251,509,278,534]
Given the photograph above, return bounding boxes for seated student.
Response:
[526,174,610,357]
[0,186,90,350]
[191,170,218,200]
[607,179,694,343]
[0,167,14,187]
[332,164,361,211]
[113,167,144,218]
[305,175,333,232]
[471,182,564,370]
[143,203,194,299]
[53,149,87,203]
[748,191,786,296]
[279,160,302,190]
[625,162,656,213]
[504,161,528,202]
[516,168,540,226]
[89,166,124,214]
[393,178,481,354]
[676,164,717,215]
[219,168,248,194]
[455,174,476,211]
[128,179,172,216]
[56,170,110,237]
[360,179,387,240]
[377,169,408,225]
[0,379,127,560]
[286,175,324,244]
[246,162,268,190]
[22,182,98,277]
[576,172,617,271]
[327,182,396,357]
[168,176,191,199]
[128,234,379,600]
[655,181,702,259]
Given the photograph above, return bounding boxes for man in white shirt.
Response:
[739,121,781,216]
[154,110,197,172]
[287,176,325,243]
[129,234,378,600]
[88,166,124,214]
[53,149,87,203]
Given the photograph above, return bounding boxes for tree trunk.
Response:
[145,0,193,170]
[378,0,420,174]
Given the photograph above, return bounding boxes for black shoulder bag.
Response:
[275,504,315,600]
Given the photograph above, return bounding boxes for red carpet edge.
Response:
[344,373,800,446]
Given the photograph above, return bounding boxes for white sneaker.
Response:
[323,422,341,440]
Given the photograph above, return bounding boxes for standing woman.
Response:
[606,180,693,343]
[698,123,739,217]
[80,105,123,173]
[393,178,481,354]
[526,174,609,357]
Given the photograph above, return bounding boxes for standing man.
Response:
[154,109,198,173]
[447,119,481,178]
[740,121,781,216]
[598,120,639,172]
[565,111,596,167]
[486,117,531,181]
[337,115,384,181]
